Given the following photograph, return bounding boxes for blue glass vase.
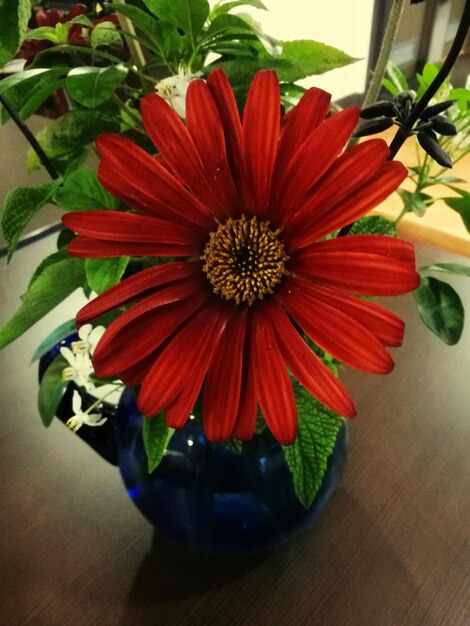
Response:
[40,343,348,555]
[115,387,348,555]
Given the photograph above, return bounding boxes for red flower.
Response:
[62,69,419,444]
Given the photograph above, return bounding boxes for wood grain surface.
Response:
[0,238,469,626]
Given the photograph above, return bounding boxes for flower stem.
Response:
[0,94,59,180]
[347,0,407,152]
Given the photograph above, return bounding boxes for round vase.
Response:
[40,342,348,556]
[115,388,348,555]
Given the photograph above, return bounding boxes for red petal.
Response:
[140,93,224,218]
[252,305,297,445]
[186,80,239,216]
[292,161,407,244]
[282,279,394,374]
[96,134,212,230]
[93,285,208,378]
[291,278,405,347]
[62,211,200,247]
[274,87,331,193]
[286,139,389,244]
[293,235,419,296]
[206,69,244,188]
[76,261,198,325]
[137,303,230,417]
[242,70,280,216]
[165,379,203,429]
[203,310,247,442]
[271,107,360,219]
[68,236,195,258]
[266,300,356,418]
[230,312,258,441]
[119,349,159,387]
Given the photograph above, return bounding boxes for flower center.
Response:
[201,216,288,305]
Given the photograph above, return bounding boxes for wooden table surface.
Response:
[0,236,469,626]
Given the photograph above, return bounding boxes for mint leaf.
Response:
[37,355,69,427]
[349,215,396,237]
[413,276,464,345]
[283,385,344,509]
[143,416,174,473]
[54,169,119,211]
[26,109,119,174]
[0,256,85,350]
[85,257,130,294]
[2,181,60,260]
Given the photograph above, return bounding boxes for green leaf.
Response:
[416,63,440,100]
[349,215,396,237]
[448,87,470,114]
[144,0,209,47]
[212,39,355,86]
[212,0,267,16]
[385,60,408,94]
[85,257,130,294]
[37,355,69,427]
[0,255,85,350]
[0,0,32,65]
[381,77,399,97]
[221,439,243,454]
[0,68,68,123]
[282,384,344,509]
[54,168,119,211]
[421,263,470,278]
[1,181,59,260]
[28,248,68,289]
[443,193,470,233]
[108,2,180,61]
[203,13,255,41]
[26,109,119,174]
[24,25,61,43]
[413,276,464,345]
[143,415,174,473]
[91,21,122,49]
[397,189,434,217]
[32,319,77,362]
[65,65,128,108]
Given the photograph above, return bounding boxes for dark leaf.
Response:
[32,320,77,362]
[420,100,456,119]
[430,115,457,136]
[353,117,393,137]
[413,276,464,345]
[421,263,470,278]
[360,100,398,119]
[417,131,452,168]
[443,193,470,233]
[37,355,69,427]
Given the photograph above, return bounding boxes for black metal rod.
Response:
[0,93,59,180]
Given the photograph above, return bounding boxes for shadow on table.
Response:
[120,489,422,625]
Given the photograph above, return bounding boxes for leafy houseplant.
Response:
[1,0,469,552]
